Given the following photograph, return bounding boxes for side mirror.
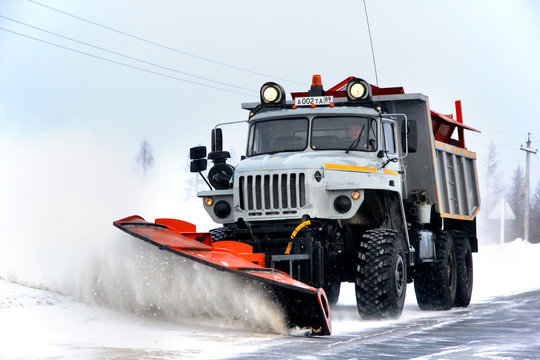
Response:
[402,119,417,153]
[190,159,207,173]
[211,128,223,152]
[190,146,207,160]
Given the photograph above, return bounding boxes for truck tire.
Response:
[414,231,457,310]
[210,227,234,242]
[323,276,341,306]
[454,237,473,307]
[355,229,407,319]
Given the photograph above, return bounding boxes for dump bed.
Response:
[376,94,480,221]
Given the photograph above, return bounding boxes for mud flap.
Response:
[114,215,331,335]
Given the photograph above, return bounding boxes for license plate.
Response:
[294,96,334,106]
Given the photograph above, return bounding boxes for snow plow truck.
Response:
[115,75,480,335]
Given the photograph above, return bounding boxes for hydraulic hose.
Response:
[285,220,312,255]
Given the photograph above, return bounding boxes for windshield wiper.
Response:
[345,124,365,154]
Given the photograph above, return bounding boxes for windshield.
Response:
[247,118,308,156]
[311,116,377,151]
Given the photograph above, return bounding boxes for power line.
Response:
[0,26,254,97]
[488,130,533,135]
[0,14,256,93]
[28,0,305,86]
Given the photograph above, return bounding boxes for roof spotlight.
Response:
[350,83,365,98]
[263,86,279,102]
[346,78,372,102]
[260,82,286,106]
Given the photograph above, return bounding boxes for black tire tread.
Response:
[414,231,456,310]
[454,237,473,307]
[355,229,406,319]
[210,227,234,242]
[323,280,341,306]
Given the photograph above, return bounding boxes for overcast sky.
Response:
[1,0,539,197]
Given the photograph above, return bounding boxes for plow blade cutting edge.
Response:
[113,216,331,335]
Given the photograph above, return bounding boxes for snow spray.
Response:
[0,131,287,334]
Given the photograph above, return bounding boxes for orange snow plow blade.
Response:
[113,215,331,335]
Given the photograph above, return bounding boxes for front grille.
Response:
[238,172,307,212]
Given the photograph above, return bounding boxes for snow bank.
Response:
[0,131,286,334]
[473,238,540,301]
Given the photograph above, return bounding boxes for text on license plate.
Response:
[294,96,334,106]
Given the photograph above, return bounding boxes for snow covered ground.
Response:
[1,239,539,359]
[0,279,283,359]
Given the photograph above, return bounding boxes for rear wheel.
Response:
[454,237,473,307]
[355,229,407,319]
[414,231,457,310]
[210,227,234,242]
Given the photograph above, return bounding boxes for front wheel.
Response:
[323,275,341,306]
[355,229,407,319]
[209,227,234,242]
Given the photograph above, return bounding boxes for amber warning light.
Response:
[312,74,322,87]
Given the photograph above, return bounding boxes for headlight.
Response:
[346,78,372,102]
[214,200,231,218]
[263,86,279,102]
[260,82,285,105]
[334,195,352,213]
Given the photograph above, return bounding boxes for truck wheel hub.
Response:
[395,255,405,298]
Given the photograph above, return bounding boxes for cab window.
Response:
[247,118,308,156]
[383,122,396,154]
[311,116,377,151]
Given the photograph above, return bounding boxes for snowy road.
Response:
[2,241,540,359]
[2,281,539,359]
[233,290,540,359]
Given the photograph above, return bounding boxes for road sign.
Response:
[488,198,515,245]
[489,198,516,220]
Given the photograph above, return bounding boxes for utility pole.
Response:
[520,133,537,242]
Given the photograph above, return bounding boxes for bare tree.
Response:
[507,166,525,241]
[480,141,505,243]
[136,139,155,177]
[530,181,540,244]
[484,141,504,211]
